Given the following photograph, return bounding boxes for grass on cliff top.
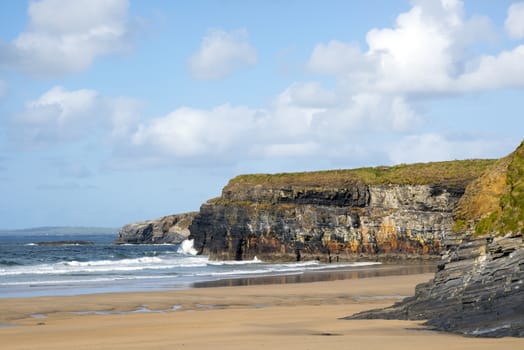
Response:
[473,141,524,236]
[225,159,496,191]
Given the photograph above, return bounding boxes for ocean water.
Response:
[0,232,381,298]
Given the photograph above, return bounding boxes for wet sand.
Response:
[1,272,523,350]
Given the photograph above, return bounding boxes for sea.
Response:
[0,231,388,299]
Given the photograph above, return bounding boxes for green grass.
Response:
[225,159,496,191]
[499,141,524,234]
[473,141,524,236]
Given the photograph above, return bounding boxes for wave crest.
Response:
[177,239,198,256]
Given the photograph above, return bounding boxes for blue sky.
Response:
[0,0,523,229]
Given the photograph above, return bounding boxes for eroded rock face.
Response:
[348,141,524,337]
[189,183,465,261]
[115,212,197,244]
[349,232,524,337]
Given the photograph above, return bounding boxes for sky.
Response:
[0,0,523,229]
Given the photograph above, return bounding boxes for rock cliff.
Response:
[189,160,494,262]
[115,212,197,244]
[347,141,524,337]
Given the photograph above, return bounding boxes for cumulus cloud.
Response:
[0,0,131,76]
[188,28,257,80]
[308,41,372,77]
[311,93,421,135]
[280,82,339,108]
[505,2,524,39]
[306,0,520,94]
[113,83,422,168]
[129,104,260,158]
[10,1,519,172]
[458,45,524,90]
[11,86,140,148]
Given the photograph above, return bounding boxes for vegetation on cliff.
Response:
[191,158,498,261]
[349,141,524,337]
[225,159,496,192]
[454,141,524,236]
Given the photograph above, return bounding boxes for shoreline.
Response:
[1,272,524,350]
[0,264,434,322]
[192,262,436,288]
[0,272,434,326]
[0,260,435,299]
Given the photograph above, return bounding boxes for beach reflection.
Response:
[193,264,436,288]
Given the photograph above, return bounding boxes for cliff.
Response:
[348,141,524,337]
[189,160,494,262]
[115,212,197,244]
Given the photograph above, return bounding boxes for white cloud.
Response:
[188,28,257,80]
[308,40,372,77]
[458,45,524,90]
[281,82,339,108]
[115,84,422,167]
[0,0,130,76]
[9,1,518,172]
[388,133,515,164]
[129,104,260,157]
[505,2,524,39]
[306,0,522,94]
[11,86,140,148]
[309,93,421,138]
[365,3,457,93]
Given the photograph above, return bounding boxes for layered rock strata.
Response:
[348,232,523,337]
[189,160,493,262]
[115,212,197,244]
[348,141,524,337]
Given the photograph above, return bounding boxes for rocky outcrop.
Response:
[347,141,524,337]
[348,233,524,337]
[115,212,197,244]
[189,160,494,261]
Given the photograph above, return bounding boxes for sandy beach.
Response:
[1,272,523,350]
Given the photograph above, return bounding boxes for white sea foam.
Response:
[177,239,198,255]
[66,256,164,267]
[0,257,382,278]
[207,257,262,266]
[0,255,209,276]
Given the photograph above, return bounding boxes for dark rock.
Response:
[115,212,197,244]
[190,183,466,262]
[346,141,524,338]
[348,233,524,337]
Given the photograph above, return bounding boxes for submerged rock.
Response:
[115,212,197,244]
